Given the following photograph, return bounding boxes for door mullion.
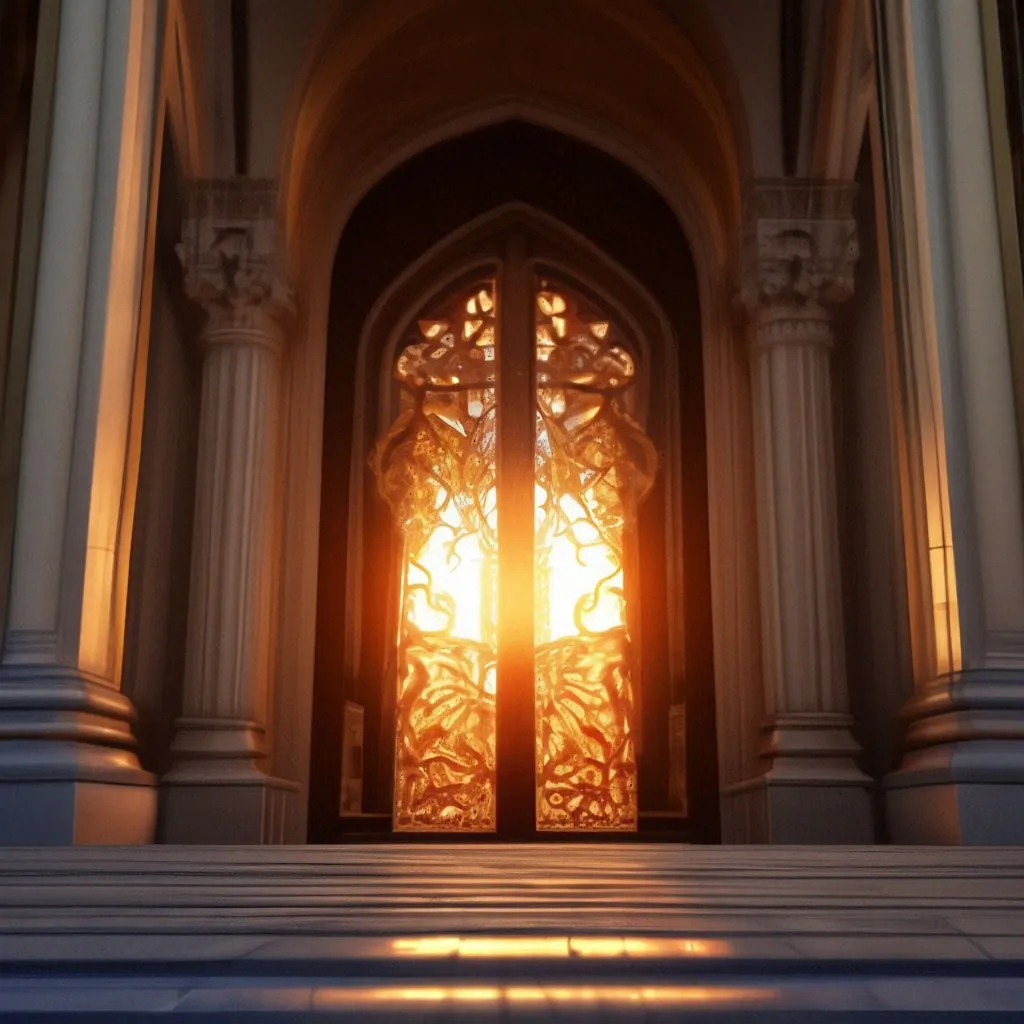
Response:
[495,234,536,838]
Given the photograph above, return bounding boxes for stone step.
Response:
[0,845,1023,1017]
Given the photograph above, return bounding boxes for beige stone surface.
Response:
[0,845,1023,1016]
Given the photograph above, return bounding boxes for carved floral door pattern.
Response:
[372,241,656,834]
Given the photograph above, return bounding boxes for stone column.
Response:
[880,0,1024,844]
[161,180,297,844]
[740,180,873,843]
[0,0,162,844]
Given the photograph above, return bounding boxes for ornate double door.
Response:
[372,236,657,836]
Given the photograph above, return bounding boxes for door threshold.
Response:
[327,812,694,843]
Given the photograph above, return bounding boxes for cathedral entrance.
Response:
[308,124,719,843]
[374,258,656,835]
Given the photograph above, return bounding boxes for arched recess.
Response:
[272,0,761,842]
[311,179,717,840]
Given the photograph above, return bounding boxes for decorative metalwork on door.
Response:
[373,281,499,831]
[533,284,656,829]
[373,259,656,833]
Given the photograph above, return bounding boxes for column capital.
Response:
[739,178,860,317]
[176,178,294,333]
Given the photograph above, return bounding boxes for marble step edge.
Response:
[0,931,1017,970]
[4,975,1024,1019]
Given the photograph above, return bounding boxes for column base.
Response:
[0,667,156,844]
[761,712,871,773]
[723,771,875,844]
[0,769,156,845]
[161,767,299,844]
[168,716,268,762]
[886,762,1024,844]
[721,713,877,843]
[885,670,1024,844]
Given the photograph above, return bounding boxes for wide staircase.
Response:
[0,844,1023,1019]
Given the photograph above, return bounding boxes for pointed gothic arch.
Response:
[272,1,757,842]
[308,200,713,839]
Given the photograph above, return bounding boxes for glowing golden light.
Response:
[374,277,655,832]
[374,282,498,831]
[390,935,733,959]
[533,287,656,831]
[537,291,567,316]
[420,320,447,339]
[391,936,461,957]
[452,988,503,1002]
[340,984,779,1008]
[460,936,570,958]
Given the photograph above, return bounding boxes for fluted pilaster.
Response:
[172,324,283,767]
[740,180,872,841]
[161,180,296,842]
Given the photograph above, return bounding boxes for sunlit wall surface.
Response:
[374,276,655,832]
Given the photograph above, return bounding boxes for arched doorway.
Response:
[276,0,756,845]
[308,123,718,842]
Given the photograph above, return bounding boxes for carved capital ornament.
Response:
[739,179,860,317]
[176,179,294,334]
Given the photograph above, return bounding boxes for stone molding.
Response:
[739,179,859,315]
[748,303,834,354]
[176,178,294,333]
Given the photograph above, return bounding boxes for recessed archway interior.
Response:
[308,122,718,842]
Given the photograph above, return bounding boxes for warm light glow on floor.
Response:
[328,983,779,1009]
[389,935,733,959]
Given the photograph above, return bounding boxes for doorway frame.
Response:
[311,203,717,841]
[271,0,761,843]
